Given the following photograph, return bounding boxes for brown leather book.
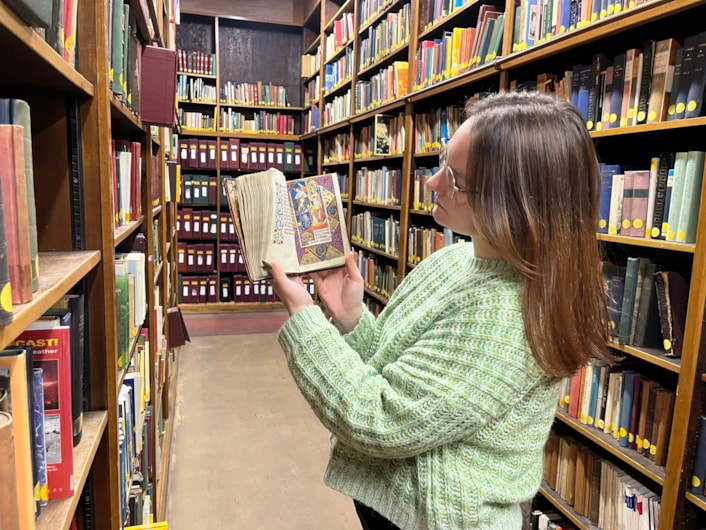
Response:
[0,125,32,304]
[166,307,190,349]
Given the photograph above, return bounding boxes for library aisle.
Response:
[165,312,360,529]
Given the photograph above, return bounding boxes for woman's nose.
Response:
[426,168,445,194]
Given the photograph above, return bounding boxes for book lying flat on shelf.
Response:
[224,169,350,281]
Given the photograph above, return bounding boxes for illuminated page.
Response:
[284,173,350,274]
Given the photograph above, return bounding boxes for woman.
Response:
[265,91,612,529]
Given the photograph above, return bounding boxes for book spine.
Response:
[0,411,20,529]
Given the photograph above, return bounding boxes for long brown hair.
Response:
[463,91,612,378]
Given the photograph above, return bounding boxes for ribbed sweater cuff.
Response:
[277,305,330,363]
[341,304,375,355]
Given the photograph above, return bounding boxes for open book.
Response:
[224,169,350,281]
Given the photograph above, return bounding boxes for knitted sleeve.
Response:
[278,299,546,459]
[341,304,377,362]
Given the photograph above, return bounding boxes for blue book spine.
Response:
[31,368,48,507]
[690,416,706,494]
[588,361,603,427]
[661,168,675,238]
[618,371,636,447]
[598,164,622,233]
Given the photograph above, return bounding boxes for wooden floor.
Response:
[166,311,360,529]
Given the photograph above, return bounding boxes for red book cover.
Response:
[207,140,217,169]
[229,138,240,170]
[219,139,230,170]
[0,124,32,303]
[16,324,74,499]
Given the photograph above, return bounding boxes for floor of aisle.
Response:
[165,311,360,530]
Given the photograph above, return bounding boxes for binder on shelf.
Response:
[140,46,178,127]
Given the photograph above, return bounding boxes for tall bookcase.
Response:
[287,0,706,528]
[0,0,179,526]
[174,12,306,311]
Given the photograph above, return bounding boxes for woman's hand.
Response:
[265,261,314,316]
[309,252,364,334]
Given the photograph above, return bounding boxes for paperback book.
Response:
[224,169,350,281]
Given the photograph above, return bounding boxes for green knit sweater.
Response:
[278,243,562,529]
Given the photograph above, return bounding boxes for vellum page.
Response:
[263,176,301,272]
[234,170,278,280]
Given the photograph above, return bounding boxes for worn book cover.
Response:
[224,169,350,281]
[15,324,74,499]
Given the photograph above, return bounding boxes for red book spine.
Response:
[16,326,74,499]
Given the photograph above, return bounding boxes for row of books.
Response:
[177,49,216,76]
[178,274,288,304]
[412,166,441,211]
[323,89,352,126]
[566,34,706,132]
[178,139,309,172]
[5,0,77,67]
[177,241,245,273]
[111,140,143,229]
[305,76,320,107]
[542,431,661,529]
[176,209,235,241]
[406,225,459,265]
[559,361,675,467]
[355,251,398,300]
[218,109,297,136]
[301,50,321,79]
[354,113,406,157]
[413,6,505,91]
[413,104,464,154]
[1,296,87,528]
[176,75,217,103]
[512,0,654,53]
[353,167,403,206]
[598,152,706,245]
[175,243,216,274]
[0,99,40,311]
[114,252,147,371]
[323,48,354,94]
[220,81,291,108]
[324,11,356,62]
[109,0,140,109]
[353,61,409,112]
[350,212,400,256]
[360,0,400,29]
[305,104,320,133]
[603,258,687,357]
[177,109,216,131]
[358,4,411,70]
[323,132,352,163]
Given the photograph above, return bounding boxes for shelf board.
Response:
[353,153,404,163]
[37,411,108,530]
[117,328,144,389]
[323,78,353,99]
[322,159,351,166]
[114,218,144,246]
[305,34,322,55]
[152,204,163,217]
[323,40,354,66]
[538,481,600,530]
[356,42,409,79]
[596,233,696,253]
[179,301,286,312]
[408,63,498,103]
[177,99,218,106]
[177,71,217,79]
[179,128,220,137]
[351,241,399,260]
[322,0,353,34]
[685,491,706,512]
[409,208,434,216]
[0,251,101,350]
[217,131,300,141]
[218,103,304,111]
[353,200,401,210]
[359,0,404,35]
[110,94,143,131]
[608,341,681,373]
[554,409,666,486]
[498,0,692,71]
[364,287,389,304]
[319,119,351,135]
[418,1,478,41]
[351,98,406,123]
[590,117,706,137]
[0,3,93,96]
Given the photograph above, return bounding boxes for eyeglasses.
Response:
[439,141,467,199]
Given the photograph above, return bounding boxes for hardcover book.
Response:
[224,169,351,281]
[15,323,74,499]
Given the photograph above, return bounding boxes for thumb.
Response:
[264,260,286,285]
[344,252,363,282]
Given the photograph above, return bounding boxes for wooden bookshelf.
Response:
[0,0,179,526]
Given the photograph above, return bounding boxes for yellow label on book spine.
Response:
[688,100,698,112]
[677,102,686,113]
